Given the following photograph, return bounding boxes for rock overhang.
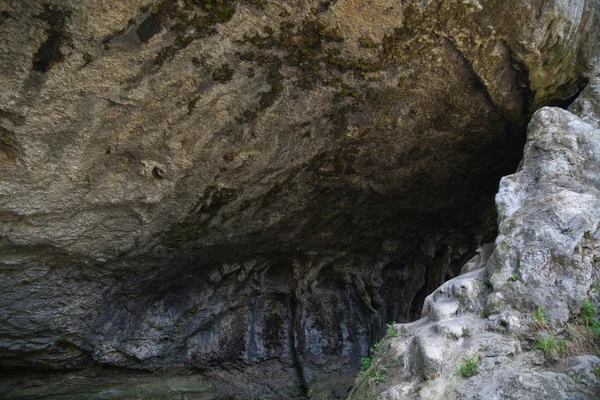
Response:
[0,0,599,398]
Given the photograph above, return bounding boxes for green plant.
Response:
[455,356,479,378]
[532,305,548,323]
[537,334,567,360]
[593,363,600,377]
[581,300,596,321]
[531,305,548,330]
[579,298,600,338]
[572,374,583,383]
[370,370,387,384]
[373,341,382,354]
[536,335,555,351]
[361,364,387,384]
[386,322,398,337]
[508,273,520,282]
[564,297,600,356]
[360,357,372,371]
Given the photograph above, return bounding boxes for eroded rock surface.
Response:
[0,0,599,398]
[350,75,600,399]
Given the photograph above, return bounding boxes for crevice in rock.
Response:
[546,76,590,109]
[502,40,536,116]
[152,166,164,180]
[287,292,309,397]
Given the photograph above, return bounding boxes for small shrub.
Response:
[360,357,372,371]
[508,274,520,282]
[386,322,398,337]
[572,374,583,383]
[455,356,479,378]
[593,363,600,377]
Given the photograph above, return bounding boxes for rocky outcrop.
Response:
[349,75,600,399]
[1,0,599,398]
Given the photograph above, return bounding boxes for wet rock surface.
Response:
[0,0,599,398]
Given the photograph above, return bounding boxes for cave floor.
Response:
[0,367,356,399]
[0,368,228,400]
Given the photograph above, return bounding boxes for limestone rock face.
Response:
[0,0,599,398]
[349,76,600,399]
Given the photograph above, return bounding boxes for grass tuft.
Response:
[455,356,479,378]
[537,334,568,360]
[531,305,548,331]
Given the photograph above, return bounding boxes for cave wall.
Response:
[0,0,599,398]
[0,232,489,397]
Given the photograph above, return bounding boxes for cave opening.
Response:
[0,84,534,399]
[2,0,596,398]
[3,90,589,399]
